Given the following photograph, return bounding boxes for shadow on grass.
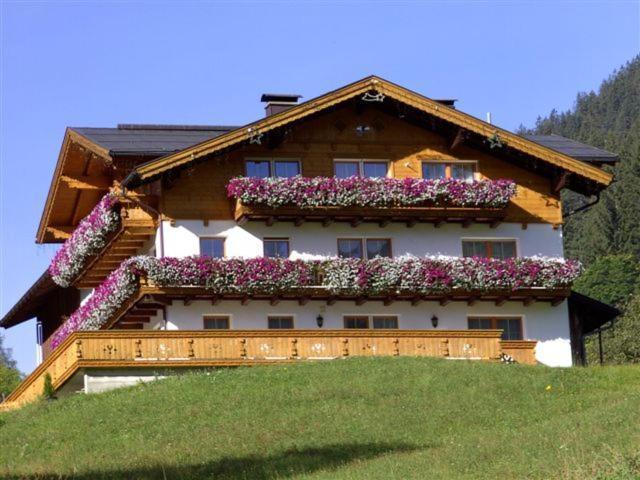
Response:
[6,442,423,480]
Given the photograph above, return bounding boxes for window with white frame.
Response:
[334,159,389,178]
[246,158,301,178]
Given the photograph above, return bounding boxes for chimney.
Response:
[261,93,302,116]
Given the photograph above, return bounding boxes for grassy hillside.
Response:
[1,358,639,479]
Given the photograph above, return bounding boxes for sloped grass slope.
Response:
[1,357,639,479]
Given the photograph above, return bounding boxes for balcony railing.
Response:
[48,193,156,289]
[48,256,579,351]
[228,176,516,227]
[3,329,538,410]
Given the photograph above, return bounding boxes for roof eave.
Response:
[124,75,614,190]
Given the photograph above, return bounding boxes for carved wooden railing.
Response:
[500,340,538,365]
[2,329,513,410]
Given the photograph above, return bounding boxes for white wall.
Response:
[143,299,572,367]
[157,220,564,259]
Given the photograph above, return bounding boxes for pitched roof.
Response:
[524,134,618,164]
[71,126,619,164]
[0,271,57,328]
[71,125,236,156]
[121,76,614,189]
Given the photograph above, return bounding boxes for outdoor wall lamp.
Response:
[431,315,439,328]
[316,314,324,328]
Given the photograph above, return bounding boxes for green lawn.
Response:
[1,357,639,479]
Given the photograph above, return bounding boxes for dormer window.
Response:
[334,159,389,178]
[246,159,300,178]
[422,161,477,181]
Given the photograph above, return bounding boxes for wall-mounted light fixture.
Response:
[431,314,439,328]
[316,314,324,328]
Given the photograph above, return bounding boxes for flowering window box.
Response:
[228,176,516,227]
[50,255,579,350]
[48,193,157,289]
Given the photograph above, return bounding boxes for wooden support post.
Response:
[439,297,451,306]
[411,296,422,306]
[383,297,394,306]
[350,218,363,228]
[327,297,337,306]
[294,217,305,227]
[265,216,275,227]
[270,297,280,306]
[523,297,536,307]
[322,217,334,227]
[298,297,309,306]
[461,219,472,228]
[495,297,508,307]
[355,297,366,306]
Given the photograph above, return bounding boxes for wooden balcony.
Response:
[108,283,570,332]
[2,329,539,410]
[234,199,506,228]
[75,202,156,288]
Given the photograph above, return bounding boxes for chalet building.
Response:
[1,76,621,408]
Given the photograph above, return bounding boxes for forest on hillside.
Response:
[520,55,640,364]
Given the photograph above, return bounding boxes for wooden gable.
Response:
[125,76,613,193]
[160,104,562,224]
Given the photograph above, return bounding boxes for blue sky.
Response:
[1,0,639,373]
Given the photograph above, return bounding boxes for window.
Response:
[334,159,389,178]
[422,161,476,180]
[338,238,392,259]
[344,316,369,329]
[344,315,399,329]
[246,159,300,178]
[263,238,290,258]
[200,238,225,258]
[462,240,517,259]
[334,161,359,178]
[204,315,230,329]
[268,316,294,329]
[372,316,399,329]
[468,317,523,340]
[366,239,392,259]
[338,239,364,259]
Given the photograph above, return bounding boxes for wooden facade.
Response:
[161,106,563,225]
[2,75,620,409]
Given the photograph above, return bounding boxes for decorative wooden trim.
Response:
[130,76,612,187]
[237,201,508,228]
[37,129,114,244]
